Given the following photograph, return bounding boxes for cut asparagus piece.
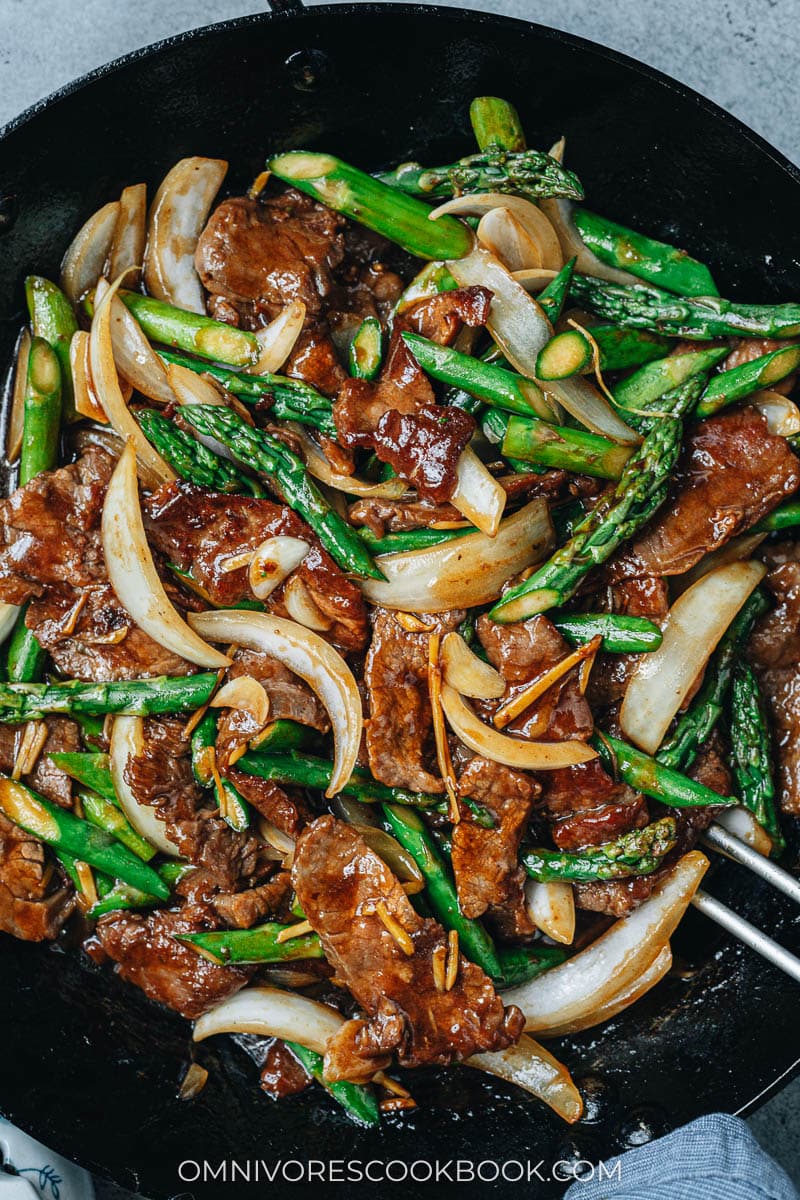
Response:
[357,526,470,555]
[119,290,258,367]
[267,152,474,261]
[536,258,576,324]
[482,408,632,480]
[570,274,800,340]
[190,710,249,833]
[536,329,593,380]
[494,943,567,988]
[589,325,672,371]
[0,776,169,897]
[522,817,677,882]
[80,789,157,861]
[753,501,800,533]
[470,96,527,153]
[88,862,191,919]
[178,405,384,580]
[49,751,117,803]
[25,276,77,419]
[695,344,800,418]
[551,612,663,653]
[729,663,785,856]
[286,1042,380,1127]
[348,316,383,381]
[178,922,324,964]
[571,208,719,297]
[402,332,546,417]
[593,733,736,808]
[612,346,728,413]
[0,673,218,722]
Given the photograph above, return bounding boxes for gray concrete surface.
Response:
[0,0,798,1192]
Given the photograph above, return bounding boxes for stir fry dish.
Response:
[3,96,800,1126]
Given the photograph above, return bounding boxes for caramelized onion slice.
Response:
[109,715,181,856]
[60,200,120,305]
[108,183,147,286]
[432,192,562,271]
[193,985,343,1056]
[525,880,575,945]
[251,301,306,375]
[478,208,543,272]
[90,277,175,484]
[512,268,558,294]
[441,632,505,699]
[451,447,506,536]
[540,944,673,1039]
[189,609,362,797]
[715,806,773,857]
[440,683,595,771]
[467,1034,583,1123]
[360,498,553,613]
[144,156,228,314]
[248,536,310,600]
[283,576,333,631]
[752,390,800,437]
[620,560,767,755]
[210,676,271,727]
[70,330,107,423]
[109,292,174,406]
[503,851,709,1031]
[102,442,230,668]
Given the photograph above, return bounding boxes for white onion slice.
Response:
[525,880,575,945]
[545,375,641,445]
[70,330,106,423]
[540,944,673,1039]
[165,361,227,407]
[676,532,767,594]
[109,715,181,856]
[360,497,553,612]
[441,683,595,771]
[540,198,639,285]
[283,576,333,632]
[450,447,506,536]
[60,200,120,305]
[467,1034,583,1122]
[752,390,800,437]
[432,192,562,271]
[144,156,227,314]
[189,610,362,797]
[478,208,543,272]
[504,851,709,1031]
[90,277,175,483]
[193,986,343,1055]
[441,631,505,699]
[210,676,270,726]
[512,268,558,293]
[291,424,408,499]
[620,560,767,754]
[248,536,310,600]
[715,806,773,857]
[102,442,230,668]
[7,328,30,462]
[250,301,306,375]
[109,292,174,406]
[0,602,20,647]
[108,183,147,286]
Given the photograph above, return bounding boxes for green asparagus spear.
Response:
[25,276,77,419]
[536,329,593,380]
[178,405,383,580]
[571,209,719,297]
[494,943,567,988]
[357,526,470,555]
[470,96,527,153]
[88,862,191,919]
[267,152,473,261]
[50,752,116,802]
[156,349,339,439]
[348,316,383,381]
[551,612,663,653]
[402,333,546,416]
[550,498,587,542]
[570,274,800,340]
[482,408,632,480]
[753,501,800,533]
[729,663,785,855]
[0,776,169,898]
[376,148,583,204]
[118,291,258,367]
[286,1042,380,1127]
[695,344,800,418]
[656,588,770,772]
[588,325,672,371]
[238,751,450,816]
[250,719,317,754]
[178,922,323,964]
[536,258,576,324]
[381,803,504,979]
[137,408,265,496]
[7,336,64,684]
[80,790,157,861]
[0,673,218,723]
[612,346,728,413]
[522,817,677,882]
[490,374,706,621]
[593,733,736,808]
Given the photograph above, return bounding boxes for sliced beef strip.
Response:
[452,756,538,934]
[292,815,523,1080]
[212,870,294,929]
[259,1039,312,1099]
[0,812,74,941]
[364,609,463,794]
[95,904,254,1019]
[0,716,80,810]
[749,544,800,814]
[612,407,800,579]
[145,482,368,653]
[333,288,491,501]
[0,446,190,681]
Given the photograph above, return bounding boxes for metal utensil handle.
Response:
[704,822,800,906]
[692,889,800,985]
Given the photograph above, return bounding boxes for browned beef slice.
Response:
[749,546,800,813]
[452,757,538,928]
[0,717,80,810]
[292,816,523,1080]
[0,446,190,681]
[613,408,800,578]
[259,1039,312,1099]
[145,482,368,653]
[0,812,74,941]
[95,905,254,1018]
[364,609,469,794]
[212,870,294,929]
[586,576,670,713]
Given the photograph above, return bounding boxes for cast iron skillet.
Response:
[1,5,799,1197]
